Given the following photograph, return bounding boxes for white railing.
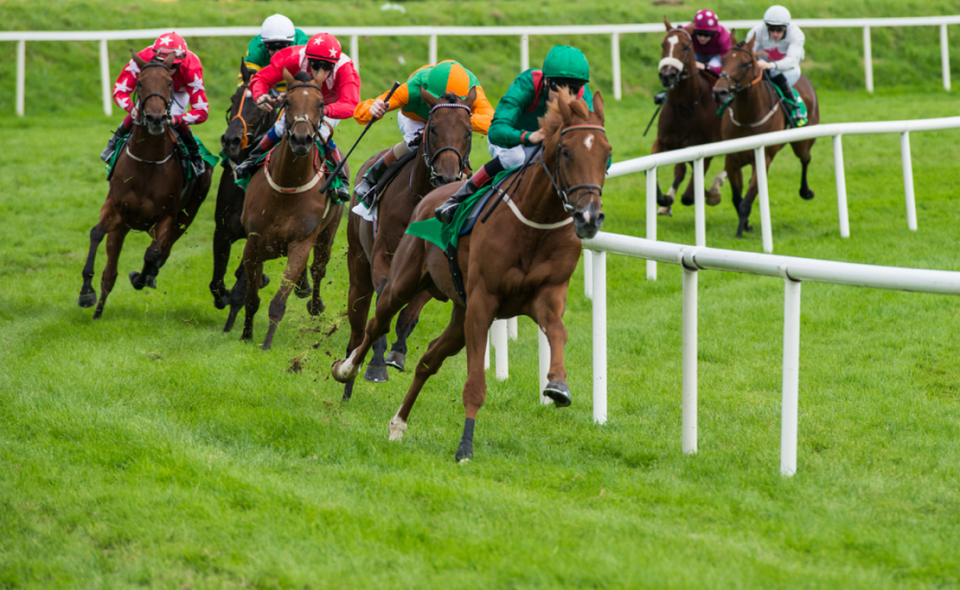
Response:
[602,115,960,282]
[2,16,957,116]
[579,231,960,476]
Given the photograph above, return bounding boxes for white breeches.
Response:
[272,115,340,142]
[488,137,538,169]
[398,111,426,149]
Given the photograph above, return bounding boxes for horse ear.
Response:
[664,17,673,31]
[464,86,477,108]
[592,90,604,124]
[729,28,738,44]
[282,68,295,87]
[241,59,253,84]
[419,87,440,109]
[131,49,147,70]
[163,53,177,70]
[558,88,573,122]
[745,36,756,52]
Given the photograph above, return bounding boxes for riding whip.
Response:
[318,81,401,194]
[643,102,664,137]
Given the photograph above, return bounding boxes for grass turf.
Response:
[2,1,960,588]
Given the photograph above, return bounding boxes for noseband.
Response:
[422,102,473,187]
[658,28,694,84]
[135,62,173,126]
[717,46,764,95]
[539,124,607,213]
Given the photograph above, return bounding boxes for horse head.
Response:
[417,87,476,188]
[132,50,176,136]
[221,59,272,160]
[659,20,696,89]
[541,89,610,240]
[712,35,758,106]
[281,69,325,157]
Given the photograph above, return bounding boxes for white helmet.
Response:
[261,14,296,43]
[763,5,792,26]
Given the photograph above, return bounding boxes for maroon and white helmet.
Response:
[692,9,721,33]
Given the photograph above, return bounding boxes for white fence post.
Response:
[646,168,658,280]
[694,158,706,247]
[754,147,774,253]
[99,39,112,117]
[538,328,552,405]
[484,329,490,370]
[520,34,529,72]
[611,32,622,101]
[682,265,698,455]
[901,131,917,231]
[833,135,850,238]
[781,277,802,477]
[941,24,951,91]
[863,26,874,92]
[429,34,438,65]
[16,40,25,117]
[592,250,607,425]
[350,35,359,70]
[584,250,593,300]
[507,316,518,340]
[492,319,509,380]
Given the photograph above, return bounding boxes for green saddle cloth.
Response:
[406,167,517,251]
[232,141,346,204]
[771,84,809,127]
[105,134,218,180]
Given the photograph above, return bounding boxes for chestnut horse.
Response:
[79,51,212,319]
[344,88,476,395]
[210,59,279,325]
[240,71,344,350]
[654,20,726,216]
[332,90,609,462]
[712,36,820,238]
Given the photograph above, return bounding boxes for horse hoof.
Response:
[364,363,388,383]
[307,299,325,316]
[681,195,694,207]
[93,306,104,320]
[144,275,157,289]
[385,351,405,372]
[455,443,474,463]
[388,415,407,441]
[78,292,97,308]
[657,206,673,217]
[213,293,229,310]
[707,190,722,206]
[129,271,142,289]
[294,287,310,299]
[331,359,359,383]
[259,273,270,289]
[543,380,572,408]
[800,189,815,201]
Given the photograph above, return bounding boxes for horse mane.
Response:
[293,72,314,83]
[540,88,591,152]
[436,91,464,103]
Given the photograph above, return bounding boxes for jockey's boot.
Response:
[653,91,667,105]
[179,131,206,177]
[233,140,271,181]
[355,155,389,208]
[100,125,127,162]
[434,178,480,224]
[326,146,351,202]
[768,72,805,127]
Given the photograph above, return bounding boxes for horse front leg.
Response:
[240,239,263,342]
[93,226,129,320]
[210,176,245,310]
[455,290,498,463]
[79,224,106,308]
[534,286,573,407]
[261,239,314,351]
[736,156,766,239]
[651,140,673,216]
[390,304,467,442]
[307,208,341,316]
[363,280,391,383]
[386,291,432,373]
[131,217,174,290]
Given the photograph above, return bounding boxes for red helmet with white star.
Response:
[305,33,342,63]
[153,32,189,61]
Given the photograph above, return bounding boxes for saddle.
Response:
[368,151,418,210]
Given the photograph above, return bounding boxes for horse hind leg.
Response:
[93,227,129,320]
[130,217,174,290]
[390,304,467,442]
[79,224,107,308]
[363,281,390,383]
[261,240,313,351]
[706,158,725,206]
[386,291,432,372]
[240,240,262,343]
[792,140,815,200]
[308,218,339,317]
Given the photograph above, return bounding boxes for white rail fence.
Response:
[578,232,960,476]
[2,15,957,116]
[601,116,960,282]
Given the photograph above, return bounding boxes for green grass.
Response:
[3,1,960,588]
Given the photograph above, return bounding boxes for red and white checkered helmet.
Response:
[153,32,189,60]
[304,33,342,63]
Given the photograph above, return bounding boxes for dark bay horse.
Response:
[332,90,609,462]
[654,20,726,216]
[344,88,476,394]
[79,51,212,319]
[712,36,820,238]
[240,70,344,350]
[210,60,279,324]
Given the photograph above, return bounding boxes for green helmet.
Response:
[542,45,590,82]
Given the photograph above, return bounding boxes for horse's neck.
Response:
[732,79,777,125]
[409,140,432,197]
[269,139,320,186]
[510,153,570,227]
[669,66,706,103]
[127,124,172,161]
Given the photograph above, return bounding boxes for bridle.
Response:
[421,102,473,187]
[658,28,696,86]
[717,46,765,95]
[225,84,274,152]
[282,82,326,147]
[715,46,779,126]
[539,124,607,213]
[134,62,173,126]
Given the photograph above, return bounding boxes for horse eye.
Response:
[561,147,570,158]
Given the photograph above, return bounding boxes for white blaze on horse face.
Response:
[584,134,595,150]
[667,35,679,58]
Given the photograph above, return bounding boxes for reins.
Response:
[125,61,176,165]
[421,102,473,187]
[715,46,780,127]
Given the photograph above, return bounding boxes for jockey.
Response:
[746,5,808,125]
[233,33,360,201]
[352,60,495,205]
[435,45,594,224]
[242,14,310,92]
[100,32,210,176]
[686,9,731,76]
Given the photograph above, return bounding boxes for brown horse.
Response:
[210,59,279,323]
[240,70,344,350]
[654,20,726,216]
[332,90,609,462]
[79,51,213,319]
[712,36,820,238]
[343,88,476,395]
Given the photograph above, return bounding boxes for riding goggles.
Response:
[766,24,787,34]
[546,78,585,95]
[693,29,717,38]
[265,41,292,52]
[308,58,335,73]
